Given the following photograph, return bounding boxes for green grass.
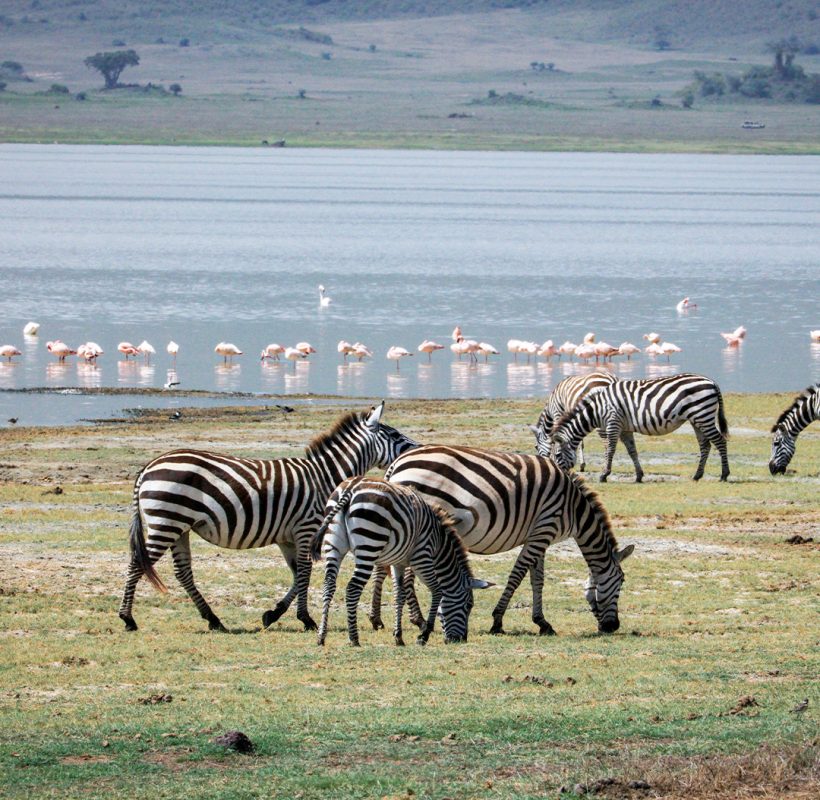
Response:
[0,394,818,798]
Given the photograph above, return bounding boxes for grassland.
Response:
[0,394,817,799]
[1,1,819,151]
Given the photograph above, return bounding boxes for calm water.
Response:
[0,145,818,426]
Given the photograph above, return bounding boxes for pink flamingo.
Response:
[138,340,156,363]
[507,339,523,362]
[594,341,619,362]
[418,340,445,362]
[659,341,682,362]
[618,342,640,360]
[477,342,499,362]
[811,330,820,342]
[538,340,558,361]
[351,343,372,361]
[676,297,697,313]
[295,341,316,356]
[284,346,307,369]
[118,342,140,360]
[77,342,103,363]
[215,342,243,363]
[720,326,747,345]
[643,332,661,345]
[558,341,577,361]
[47,340,75,363]
[0,345,22,362]
[452,326,463,342]
[337,340,355,362]
[167,341,179,363]
[23,322,39,336]
[645,342,663,358]
[387,346,413,371]
[261,343,285,361]
[583,332,596,345]
[575,343,596,363]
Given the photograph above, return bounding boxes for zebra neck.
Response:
[576,538,618,578]
[781,403,816,436]
[306,443,371,491]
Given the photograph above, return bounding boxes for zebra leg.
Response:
[404,570,425,628]
[578,438,587,472]
[294,535,318,631]
[599,422,620,482]
[391,566,406,647]
[528,556,555,635]
[620,432,644,483]
[344,561,375,647]
[118,529,172,631]
[692,427,711,481]
[171,531,227,632]
[262,542,298,628]
[316,551,341,646]
[412,562,441,645]
[367,565,388,631]
[490,542,548,634]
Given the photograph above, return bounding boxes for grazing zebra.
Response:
[118,402,417,632]
[550,374,729,482]
[769,383,820,474]
[311,476,491,646]
[378,445,633,635]
[530,371,620,472]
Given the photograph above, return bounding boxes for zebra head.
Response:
[768,428,795,475]
[439,576,494,643]
[528,423,551,458]
[365,401,418,469]
[584,544,634,633]
[551,433,577,471]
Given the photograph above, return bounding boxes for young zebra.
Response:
[118,402,416,632]
[380,445,634,635]
[311,476,490,646]
[530,371,620,472]
[550,373,730,483]
[769,383,820,474]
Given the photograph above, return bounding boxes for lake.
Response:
[0,145,818,427]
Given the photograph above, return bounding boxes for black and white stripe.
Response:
[381,445,634,635]
[769,383,820,474]
[118,402,417,632]
[550,373,730,482]
[530,371,619,471]
[311,476,490,646]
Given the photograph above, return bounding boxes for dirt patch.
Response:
[59,754,112,765]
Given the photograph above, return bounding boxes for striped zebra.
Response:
[550,373,730,483]
[118,402,417,632]
[311,476,491,646]
[380,445,634,635]
[769,383,820,474]
[530,371,619,472]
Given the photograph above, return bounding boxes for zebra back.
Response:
[771,383,820,434]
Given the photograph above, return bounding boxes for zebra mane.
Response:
[771,384,819,432]
[553,393,593,435]
[429,502,474,578]
[567,471,619,551]
[306,410,365,456]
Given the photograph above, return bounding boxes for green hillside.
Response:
[1,1,818,150]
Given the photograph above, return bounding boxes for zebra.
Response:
[769,383,820,474]
[118,402,417,632]
[530,371,620,472]
[550,373,730,483]
[311,476,492,647]
[378,445,633,635]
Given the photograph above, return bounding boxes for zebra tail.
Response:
[310,484,355,563]
[717,391,729,438]
[129,470,168,593]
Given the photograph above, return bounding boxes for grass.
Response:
[0,393,818,798]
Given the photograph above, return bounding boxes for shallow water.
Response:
[0,145,818,426]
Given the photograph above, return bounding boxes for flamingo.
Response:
[594,341,619,362]
[0,345,22,362]
[138,340,156,363]
[167,341,179,363]
[618,342,640,360]
[295,341,316,356]
[538,340,558,361]
[351,342,372,361]
[118,342,141,360]
[676,297,697,313]
[261,343,285,361]
[811,330,820,342]
[318,285,332,307]
[337,340,355,362]
[215,342,243,363]
[558,341,578,360]
[645,342,664,357]
[418,340,444,362]
[519,341,538,364]
[451,340,470,361]
[477,342,499,362]
[77,342,103,363]
[452,326,463,342]
[659,341,682,362]
[23,322,39,336]
[284,346,307,368]
[46,340,75,363]
[583,332,596,345]
[575,343,596,363]
[386,346,413,371]
[720,326,747,345]
[643,332,661,345]
[507,339,523,362]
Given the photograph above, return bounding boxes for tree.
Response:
[767,36,801,79]
[169,83,182,96]
[83,49,139,89]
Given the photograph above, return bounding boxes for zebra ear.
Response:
[528,424,540,437]
[470,578,495,589]
[615,544,635,562]
[366,401,385,428]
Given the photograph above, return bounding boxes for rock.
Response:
[212,730,255,753]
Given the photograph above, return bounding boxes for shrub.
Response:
[75,91,87,101]
[49,83,69,94]
[169,83,182,96]
[179,38,189,47]
[112,39,126,47]
[693,71,726,96]
[0,81,6,92]
[681,91,694,108]
[805,75,820,103]
[321,51,332,60]
[2,60,23,74]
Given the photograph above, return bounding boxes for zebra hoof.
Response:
[300,616,318,632]
[394,636,405,647]
[317,636,326,647]
[599,474,608,483]
[409,615,425,630]
[119,612,138,632]
[262,601,289,628]
[368,615,385,631]
[489,621,505,635]
[209,618,228,632]
[415,636,428,646]
[537,621,556,636]
[349,640,361,648]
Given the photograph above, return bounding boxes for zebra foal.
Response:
[549,373,730,482]
[769,383,820,474]
[118,402,416,632]
[311,476,491,646]
[383,445,634,635]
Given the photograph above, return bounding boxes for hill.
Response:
[1,1,818,150]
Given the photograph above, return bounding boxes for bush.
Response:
[169,83,182,96]
[321,51,332,60]
[49,83,69,94]
[681,91,694,108]
[2,60,23,74]
[75,91,87,101]
[0,81,6,92]
[805,75,820,103]
[179,38,189,47]
[112,39,126,47]
[693,71,726,96]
